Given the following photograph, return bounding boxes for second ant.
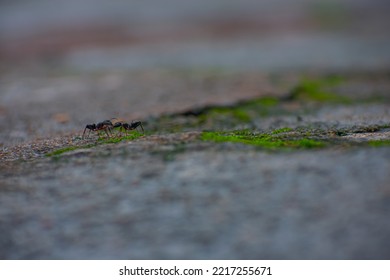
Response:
[82,118,144,139]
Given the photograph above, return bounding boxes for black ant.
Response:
[112,120,144,135]
[82,119,113,139]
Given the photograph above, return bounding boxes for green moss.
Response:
[271,127,293,134]
[45,145,94,157]
[292,138,326,148]
[368,140,390,147]
[248,97,279,107]
[231,109,252,122]
[290,77,351,103]
[201,130,325,150]
[205,107,252,123]
[46,132,143,158]
[239,97,280,117]
[97,131,143,144]
[46,146,77,157]
[172,96,285,129]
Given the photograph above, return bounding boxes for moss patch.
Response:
[97,131,144,144]
[271,127,293,134]
[46,146,81,157]
[201,129,326,150]
[201,107,252,123]
[188,96,283,128]
[45,145,94,157]
[46,132,144,158]
[368,140,390,147]
[237,96,281,117]
[289,76,351,103]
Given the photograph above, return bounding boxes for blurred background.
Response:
[0,0,390,145]
[1,0,390,70]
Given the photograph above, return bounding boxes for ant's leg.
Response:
[116,126,122,137]
[133,123,144,134]
[107,127,113,137]
[82,127,88,139]
[120,126,125,137]
[97,130,104,139]
[139,123,144,134]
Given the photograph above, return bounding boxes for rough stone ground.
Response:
[1,71,390,259]
[1,0,390,259]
